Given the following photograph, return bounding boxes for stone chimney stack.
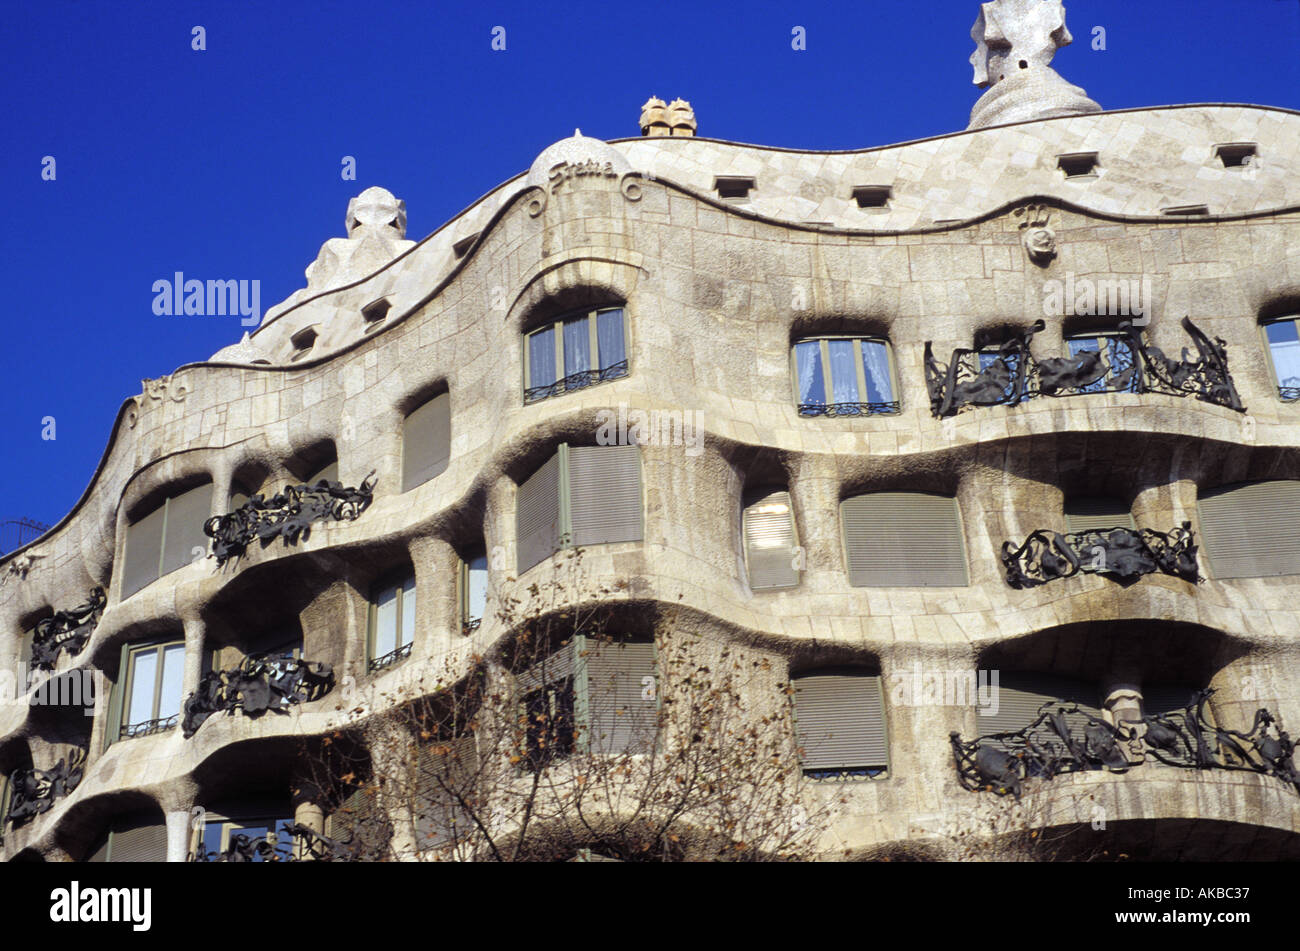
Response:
[640,96,697,137]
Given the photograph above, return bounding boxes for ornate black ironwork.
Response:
[189,823,359,862]
[951,688,1300,798]
[181,652,334,738]
[368,641,412,673]
[31,587,105,671]
[924,317,1244,418]
[797,401,901,418]
[1279,385,1300,403]
[1000,522,1200,588]
[120,714,179,739]
[524,360,629,404]
[204,471,378,566]
[462,617,482,636]
[5,751,85,825]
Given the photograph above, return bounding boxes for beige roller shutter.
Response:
[160,482,212,576]
[516,453,562,574]
[976,672,1101,736]
[584,640,657,754]
[568,445,643,547]
[1064,497,1135,533]
[402,393,451,492]
[105,816,169,862]
[840,492,968,586]
[793,673,888,771]
[121,503,165,598]
[414,735,479,850]
[743,490,798,590]
[1197,480,1300,579]
[515,640,575,694]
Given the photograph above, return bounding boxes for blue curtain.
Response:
[795,341,824,406]
[596,308,626,372]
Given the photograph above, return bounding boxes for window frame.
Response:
[838,491,969,588]
[790,335,900,417]
[1063,331,1140,394]
[114,638,187,743]
[741,487,800,591]
[367,571,417,673]
[790,668,890,781]
[522,305,630,405]
[121,481,213,598]
[192,810,296,862]
[459,550,488,635]
[1260,315,1300,402]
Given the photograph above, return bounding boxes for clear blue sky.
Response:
[2,0,1298,536]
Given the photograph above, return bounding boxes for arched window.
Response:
[523,306,629,404]
[792,336,898,416]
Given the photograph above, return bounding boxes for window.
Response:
[1161,204,1209,216]
[401,393,451,491]
[305,460,338,485]
[1213,142,1257,169]
[1063,497,1135,533]
[86,812,169,862]
[1197,480,1300,579]
[516,443,643,574]
[109,640,186,744]
[515,636,658,766]
[976,672,1101,739]
[523,306,628,404]
[851,185,892,209]
[713,176,755,201]
[121,481,213,598]
[793,337,898,416]
[326,781,392,859]
[1261,316,1300,401]
[369,573,416,672]
[840,492,968,586]
[289,326,318,361]
[1064,333,1139,394]
[742,488,799,590]
[1057,151,1100,178]
[792,671,888,779]
[460,551,488,634]
[361,298,391,329]
[193,809,295,862]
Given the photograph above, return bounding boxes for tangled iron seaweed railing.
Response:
[1000,522,1200,588]
[188,823,359,862]
[30,587,104,671]
[924,317,1243,418]
[203,472,377,566]
[950,688,1300,799]
[181,652,335,738]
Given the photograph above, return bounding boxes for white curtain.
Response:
[827,339,859,403]
[528,327,557,388]
[795,341,824,405]
[860,341,893,404]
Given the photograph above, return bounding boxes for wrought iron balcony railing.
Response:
[368,641,413,673]
[1280,385,1300,403]
[203,471,377,566]
[181,653,335,738]
[5,750,85,826]
[31,587,104,671]
[797,401,901,418]
[951,688,1300,798]
[924,317,1243,418]
[120,714,179,740]
[1001,522,1200,588]
[524,360,629,404]
[189,823,359,862]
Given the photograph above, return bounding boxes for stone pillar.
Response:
[165,809,194,862]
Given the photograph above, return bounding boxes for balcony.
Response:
[1000,523,1200,588]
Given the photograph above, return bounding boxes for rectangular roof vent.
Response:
[713,176,755,202]
[852,185,893,209]
[1161,204,1210,216]
[1057,151,1100,179]
[452,233,480,258]
[1213,142,1258,168]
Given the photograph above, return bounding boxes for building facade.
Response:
[3,0,1300,861]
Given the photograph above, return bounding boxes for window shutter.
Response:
[793,674,888,771]
[515,640,575,694]
[121,503,166,598]
[976,672,1100,736]
[415,735,479,849]
[326,785,389,858]
[743,490,798,590]
[103,643,130,750]
[516,453,562,574]
[840,492,967,586]
[402,393,451,492]
[105,816,169,862]
[1064,497,1135,533]
[86,835,110,863]
[160,483,212,577]
[584,640,657,754]
[1141,685,1198,716]
[567,445,642,547]
[1197,480,1300,579]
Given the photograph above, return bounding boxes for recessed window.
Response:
[305,460,339,486]
[112,640,186,743]
[975,672,1101,737]
[742,488,799,590]
[851,185,892,209]
[792,670,888,779]
[1057,152,1100,178]
[1161,204,1210,216]
[121,481,213,598]
[452,233,480,258]
[793,336,899,416]
[289,325,319,361]
[1064,332,1140,394]
[1213,142,1258,169]
[523,306,628,404]
[461,550,488,634]
[1261,316,1300,401]
[86,812,170,862]
[401,393,451,492]
[840,492,968,587]
[369,573,416,672]
[516,444,643,574]
[1063,497,1135,533]
[1197,480,1300,579]
[193,809,295,862]
[361,298,391,330]
[713,176,755,202]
